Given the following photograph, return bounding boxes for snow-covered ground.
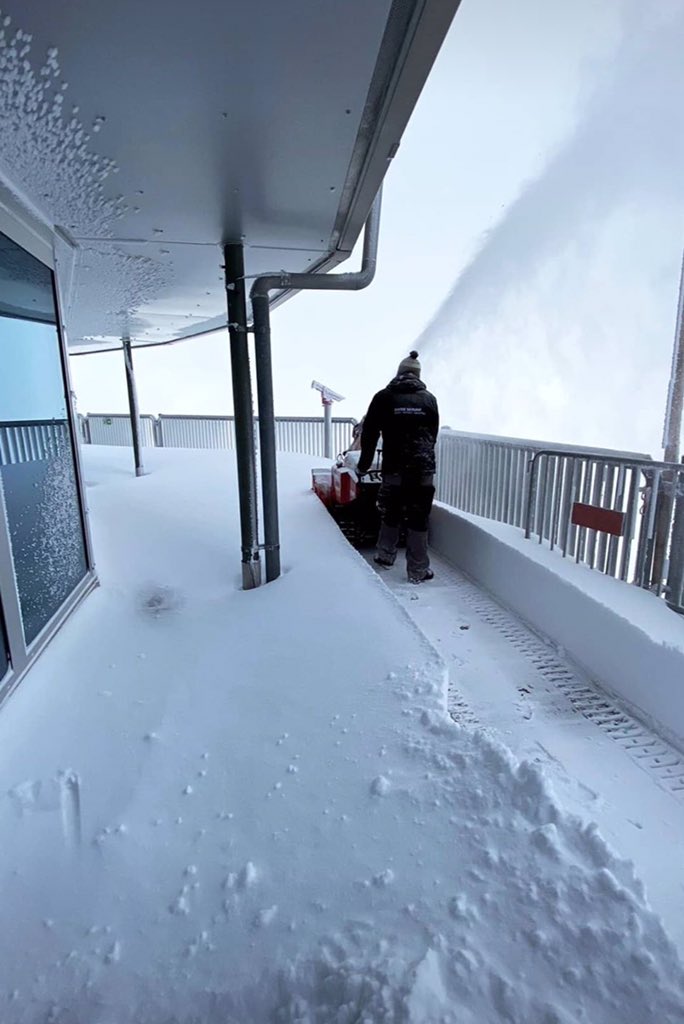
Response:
[377,551,684,954]
[429,503,684,749]
[0,446,682,1023]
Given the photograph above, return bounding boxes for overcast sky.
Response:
[70,0,684,457]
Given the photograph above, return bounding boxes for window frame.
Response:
[0,206,96,704]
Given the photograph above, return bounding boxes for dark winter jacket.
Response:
[358,373,439,475]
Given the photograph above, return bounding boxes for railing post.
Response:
[665,464,684,612]
[635,469,659,588]
[651,471,676,593]
[524,454,539,540]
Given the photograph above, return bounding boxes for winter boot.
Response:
[409,568,434,584]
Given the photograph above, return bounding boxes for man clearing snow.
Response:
[357,350,439,583]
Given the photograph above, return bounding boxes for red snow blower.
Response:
[312,426,382,548]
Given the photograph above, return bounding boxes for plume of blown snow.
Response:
[416,1,684,454]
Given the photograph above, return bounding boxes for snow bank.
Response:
[0,448,681,1022]
[430,502,684,748]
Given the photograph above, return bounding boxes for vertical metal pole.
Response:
[251,293,281,583]
[653,249,684,588]
[666,464,684,611]
[122,336,144,478]
[637,469,661,588]
[619,468,640,582]
[323,399,332,459]
[224,243,262,590]
[663,249,684,464]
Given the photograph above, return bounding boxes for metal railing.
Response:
[81,413,357,459]
[86,414,157,448]
[525,450,684,612]
[79,418,684,610]
[434,429,684,613]
[434,430,651,528]
[0,421,71,466]
[157,415,235,449]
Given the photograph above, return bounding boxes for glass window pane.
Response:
[0,232,88,646]
[0,319,67,422]
[0,233,56,323]
[0,600,8,681]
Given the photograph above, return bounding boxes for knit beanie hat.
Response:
[397,350,421,377]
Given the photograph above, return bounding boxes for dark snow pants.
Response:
[376,472,435,577]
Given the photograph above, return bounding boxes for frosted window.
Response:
[0,232,87,645]
[0,603,7,681]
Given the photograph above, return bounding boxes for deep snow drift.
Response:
[0,447,681,1023]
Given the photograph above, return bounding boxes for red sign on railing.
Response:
[571,502,625,537]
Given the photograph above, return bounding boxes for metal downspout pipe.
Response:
[250,188,383,583]
[224,243,262,590]
[122,335,144,477]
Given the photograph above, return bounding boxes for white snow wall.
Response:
[430,504,684,749]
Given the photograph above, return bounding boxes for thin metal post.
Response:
[666,465,684,611]
[597,465,615,573]
[515,450,526,527]
[524,455,537,540]
[576,460,594,564]
[562,459,578,558]
[538,455,551,543]
[323,400,332,459]
[608,466,626,577]
[224,243,261,590]
[662,249,684,464]
[619,469,640,581]
[586,462,604,569]
[636,469,661,588]
[653,249,684,585]
[122,336,144,478]
[550,455,564,551]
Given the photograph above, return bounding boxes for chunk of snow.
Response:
[370,775,391,797]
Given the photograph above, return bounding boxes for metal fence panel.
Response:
[84,414,356,458]
[158,415,236,449]
[432,430,684,605]
[86,414,156,447]
[523,449,684,608]
[435,430,650,522]
[78,415,684,611]
[0,421,68,465]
